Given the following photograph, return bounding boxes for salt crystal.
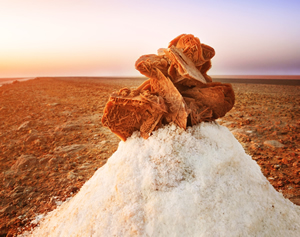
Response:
[29,123,300,236]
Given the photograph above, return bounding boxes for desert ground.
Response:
[0,77,299,236]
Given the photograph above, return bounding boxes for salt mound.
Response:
[30,123,300,236]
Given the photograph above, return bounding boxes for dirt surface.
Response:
[0,77,299,236]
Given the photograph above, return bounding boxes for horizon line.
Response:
[1,75,300,80]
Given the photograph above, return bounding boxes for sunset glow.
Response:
[1,0,300,77]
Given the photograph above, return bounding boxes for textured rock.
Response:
[11,155,38,171]
[18,121,34,130]
[54,144,85,154]
[67,171,77,180]
[55,123,81,132]
[102,34,235,141]
[48,157,64,165]
[264,140,285,148]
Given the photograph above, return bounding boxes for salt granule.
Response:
[29,123,300,236]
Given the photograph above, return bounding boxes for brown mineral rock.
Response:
[168,34,215,83]
[102,84,167,141]
[163,46,206,84]
[102,34,235,141]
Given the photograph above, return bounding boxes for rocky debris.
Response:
[46,103,60,107]
[11,155,38,171]
[263,140,285,148]
[48,157,64,166]
[25,134,41,143]
[17,121,34,131]
[290,196,300,206]
[0,77,299,236]
[67,171,77,180]
[231,128,255,138]
[38,154,53,165]
[55,123,81,132]
[78,162,92,170]
[53,144,86,154]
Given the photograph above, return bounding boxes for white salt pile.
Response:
[29,123,300,236]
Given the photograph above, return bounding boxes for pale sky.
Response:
[1,0,300,77]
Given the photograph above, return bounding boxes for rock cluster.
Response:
[102,34,235,141]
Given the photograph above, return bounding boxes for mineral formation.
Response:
[102,34,235,141]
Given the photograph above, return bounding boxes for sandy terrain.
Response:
[0,77,299,236]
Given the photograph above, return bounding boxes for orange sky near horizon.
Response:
[1,0,300,78]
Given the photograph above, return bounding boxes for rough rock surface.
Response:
[102,34,235,141]
[264,140,285,148]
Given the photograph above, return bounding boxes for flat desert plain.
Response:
[0,77,299,236]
